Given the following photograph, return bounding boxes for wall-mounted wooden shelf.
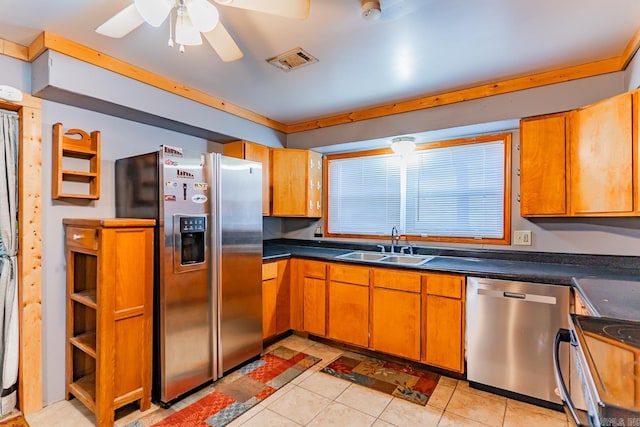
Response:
[53,123,101,200]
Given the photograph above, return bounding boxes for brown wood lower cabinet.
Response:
[423,273,466,373]
[327,264,370,347]
[262,263,278,338]
[371,268,422,361]
[262,260,291,339]
[287,258,467,374]
[290,259,327,336]
[372,288,421,360]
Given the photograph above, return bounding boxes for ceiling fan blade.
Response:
[134,0,173,27]
[186,0,220,33]
[95,4,145,38]
[213,0,310,19]
[202,22,244,62]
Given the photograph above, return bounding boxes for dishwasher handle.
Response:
[553,328,586,427]
[476,287,557,305]
[503,291,526,299]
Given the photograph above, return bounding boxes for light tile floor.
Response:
[25,335,569,427]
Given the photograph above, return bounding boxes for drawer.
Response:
[262,262,278,281]
[372,268,421,293]
[66,227,98,251]
[301,260,327,279]
[424,273,464,299]
[329,264,369,286]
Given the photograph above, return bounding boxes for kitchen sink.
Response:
[378,255,434,265]
[335,251,434,266]
[336,251,387,261]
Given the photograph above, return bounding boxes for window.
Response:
[326,133,511,244]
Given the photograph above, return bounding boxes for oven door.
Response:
[554,328,593,427]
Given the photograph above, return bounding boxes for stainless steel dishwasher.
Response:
[466,277,570,406]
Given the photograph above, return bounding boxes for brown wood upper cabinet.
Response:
[271,148,323,217]
[223,140,271,216]
[570,92,635,215]
[520,112,569,216]
[520,90,638,217]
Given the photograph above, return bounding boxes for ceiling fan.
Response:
[95,0,310,62]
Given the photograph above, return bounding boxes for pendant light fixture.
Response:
[390,136,416,155]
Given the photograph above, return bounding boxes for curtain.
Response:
[0,110,18,415]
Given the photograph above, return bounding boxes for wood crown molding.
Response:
[0,39,29,61]
[1,24,639,134]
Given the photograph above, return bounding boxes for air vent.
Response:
[267,47,318,72]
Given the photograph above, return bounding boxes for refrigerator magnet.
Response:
[192,195,208,204]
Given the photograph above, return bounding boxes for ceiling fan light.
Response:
[134,0,172,27]
[391,136,416,155]
[186,0,220,32]
[175,14,203,46]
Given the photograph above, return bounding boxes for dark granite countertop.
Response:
[264,240,639,284]
[572,277,640,321]
[263,239,640,319]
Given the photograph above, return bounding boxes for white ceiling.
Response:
[2,0,640,124]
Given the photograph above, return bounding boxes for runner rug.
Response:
[128,346,320,427]
[321,351,440,406]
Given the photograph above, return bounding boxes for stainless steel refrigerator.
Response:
[115,145,263,405]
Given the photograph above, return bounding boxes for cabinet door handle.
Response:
[72,234,82,240]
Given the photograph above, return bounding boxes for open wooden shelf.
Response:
[53,123,101,200]
[65,219,154,427]
[70,332,96,358]
[71,290,97,308]
[69,373,96,412]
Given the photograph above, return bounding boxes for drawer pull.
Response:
[72,234,83,240]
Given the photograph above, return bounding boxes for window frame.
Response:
[323,133,512,245]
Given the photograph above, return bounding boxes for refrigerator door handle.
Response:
[207,152,223,381]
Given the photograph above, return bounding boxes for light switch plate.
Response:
[514,230,532,245]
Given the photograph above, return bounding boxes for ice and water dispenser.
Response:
[174,215,207,272]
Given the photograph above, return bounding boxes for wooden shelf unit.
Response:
[64,218,154,427]
[53,123,101,200]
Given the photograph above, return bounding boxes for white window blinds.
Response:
[328,154,401,235]
[327,138,506,240]
[405,141,505,238]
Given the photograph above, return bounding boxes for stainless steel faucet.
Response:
[390,226,400,253]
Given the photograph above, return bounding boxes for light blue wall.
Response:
[40,100,215,405]
[31,50,287,147]
[0,54,31,93]
[282,71,640,256]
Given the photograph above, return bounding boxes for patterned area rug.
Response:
[0,414,28,427]
[321,351,440,405]
[128,346,319,427]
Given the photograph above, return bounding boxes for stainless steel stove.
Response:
[555,315,640,427]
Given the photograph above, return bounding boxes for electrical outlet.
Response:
[514,230,532,245]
